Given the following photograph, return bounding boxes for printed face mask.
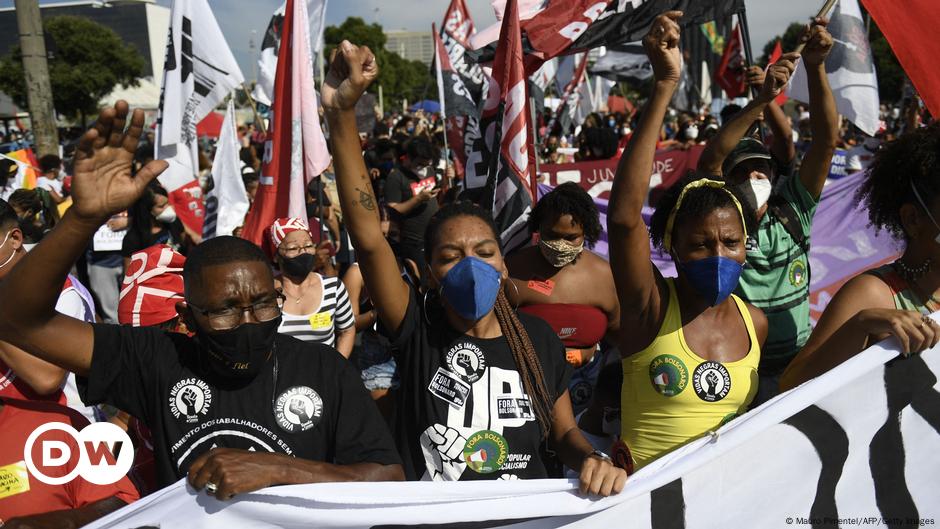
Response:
[195,317,281,379]
[677,256,743,307]
[155,205,177,224]
[539,238,584,268]
[735,178,773,212]
[438,256,502,321]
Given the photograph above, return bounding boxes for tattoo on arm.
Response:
[355,187,376,211]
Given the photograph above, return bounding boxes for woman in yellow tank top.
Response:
[606,13,773,471]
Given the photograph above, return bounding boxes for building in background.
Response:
[385,30,434,66]
[0,0,169,114]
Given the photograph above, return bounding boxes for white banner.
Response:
[87,323,940,528]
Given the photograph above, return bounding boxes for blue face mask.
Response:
[678,256,743,307]
[439,257,502,321]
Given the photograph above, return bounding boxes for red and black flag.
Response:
[716,22,746,98]
[480,0,536,254]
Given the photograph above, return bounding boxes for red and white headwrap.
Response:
[264,217,311,259]
[118,244,186,327]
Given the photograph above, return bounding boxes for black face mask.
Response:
[281,253,316,278]
[195,317,281,379]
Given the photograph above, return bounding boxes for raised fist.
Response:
[758,52,799,104]
[322,40,380,112]
[289,398,311,423]
[800,18,834,67]
[642,11,683,84]
[181,387,198,415]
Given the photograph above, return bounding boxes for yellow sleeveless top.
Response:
[621,278,759,469]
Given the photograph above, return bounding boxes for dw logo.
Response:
[23,422,134,486]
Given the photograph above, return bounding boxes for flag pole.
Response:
[736,8,765,143]
[530,95,540,198]
[242,84,267,135]
[432,23,453,190]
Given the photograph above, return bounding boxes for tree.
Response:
[324,17,432,110]
[759,22,805,66]
[0,15,145,123]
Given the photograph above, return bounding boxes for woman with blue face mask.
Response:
[606,12,768,473]
[781,123,940,391]
[322,40,626,496]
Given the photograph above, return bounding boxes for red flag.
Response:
[861,0,940,119]
[442,0,475,46]
[768,40,788,106]
[492,0,536,201]
[716,23,746,98]
[240,0,330,245]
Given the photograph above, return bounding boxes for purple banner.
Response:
[538,170,900,322]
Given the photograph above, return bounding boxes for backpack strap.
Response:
[767,196,810,254]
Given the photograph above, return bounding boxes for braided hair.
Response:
[425,202,556,437]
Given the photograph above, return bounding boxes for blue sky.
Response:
[4,0,824,79]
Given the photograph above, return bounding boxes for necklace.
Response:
[893,258,932,282]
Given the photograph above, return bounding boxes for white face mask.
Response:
[155,205,177,224]
[749,178,773,211]
[683,125,699,140]
[0,230,15,270]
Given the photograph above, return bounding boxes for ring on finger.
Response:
[205,482,218,495]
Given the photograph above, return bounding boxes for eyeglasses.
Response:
[189,293,285,331]
[279,244,316,258]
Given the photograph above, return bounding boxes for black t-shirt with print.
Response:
[387,290,572,481]
[79,324,401,487]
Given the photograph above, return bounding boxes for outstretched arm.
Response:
[322,42,410,334]
[698,54,799,176]
[797,19,838,199]
[608,11,682,351]
[0,103,167,376]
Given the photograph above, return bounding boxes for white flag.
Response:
[788,0,879,135]
[203,100,248,240]
[252,0,328,107]
[155,0,244,197]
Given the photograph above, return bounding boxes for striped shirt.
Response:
[278,275,355,347]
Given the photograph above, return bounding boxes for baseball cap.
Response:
[723,138,772,176]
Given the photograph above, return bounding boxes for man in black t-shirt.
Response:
[0,102,404,501]
[384,138,440,273]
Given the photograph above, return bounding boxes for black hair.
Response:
[404,137,439,162]
[529,182,602,248]
[7,189,41,218]
[38,154,61,174]
[720,104,743,125]
[424,201,499,258]
[127,182,169,249]
[649,171,758,251]
[858,122,940,242]
[0,198,17,231]
[579,127,619,160]
[182,236,271,299]
[0,159,14,190]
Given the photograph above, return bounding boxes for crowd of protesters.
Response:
[0,11,935,528]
